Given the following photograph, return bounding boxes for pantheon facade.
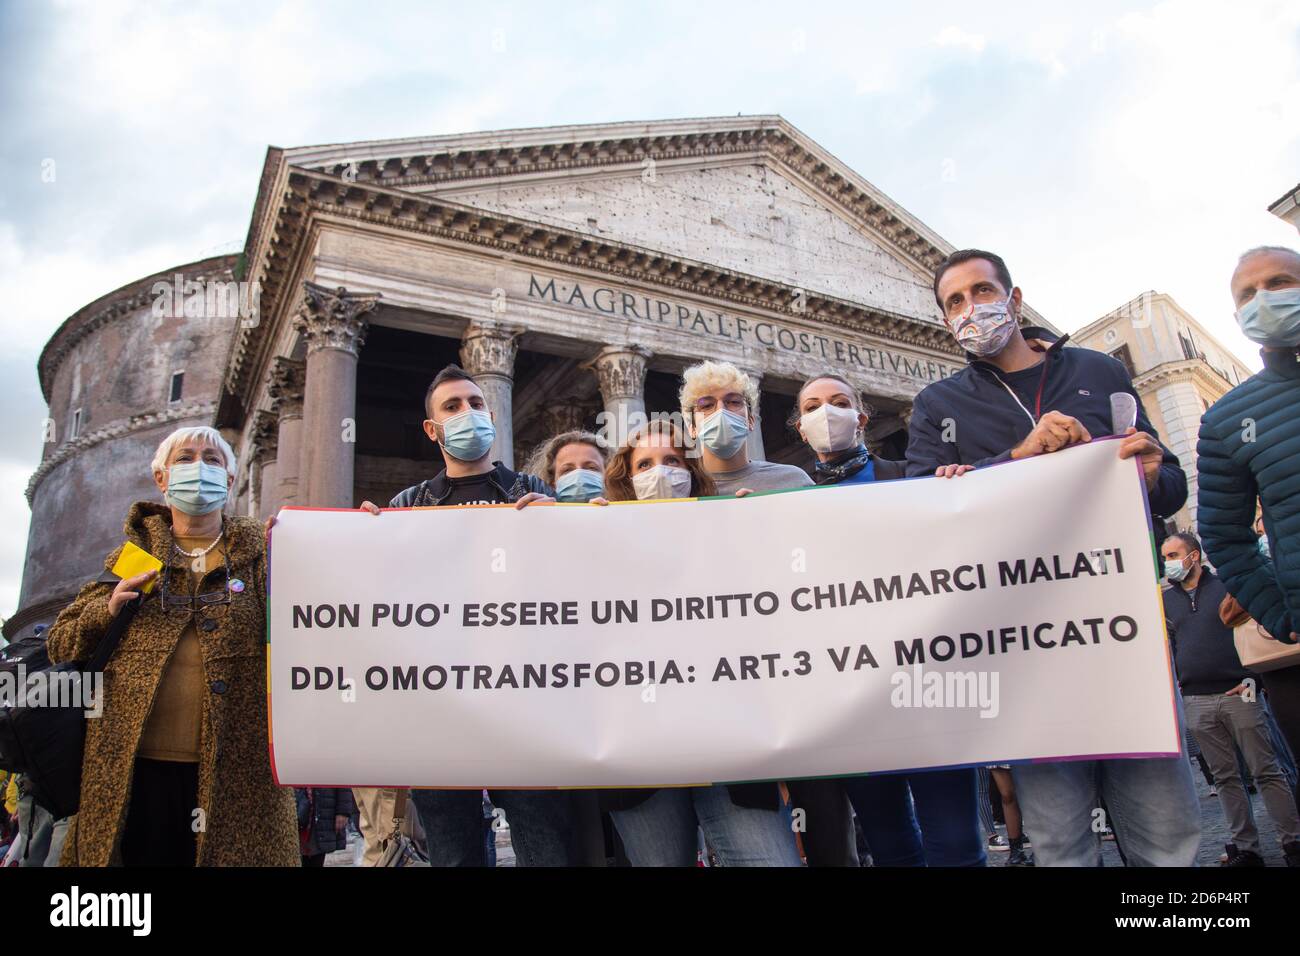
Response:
[7,115,1055,641]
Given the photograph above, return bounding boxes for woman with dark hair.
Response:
[597,420,800,866]
[791,373,986,867]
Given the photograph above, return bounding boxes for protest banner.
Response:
[267,438,1179,787]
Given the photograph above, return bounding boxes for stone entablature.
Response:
[230,117,1058,426]
[1134,359,1240,403]
[282,117,952,270]
[227,168,968,416]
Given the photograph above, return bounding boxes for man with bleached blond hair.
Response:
[679,360,813,497]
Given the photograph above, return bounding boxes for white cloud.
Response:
[932,26,986,54]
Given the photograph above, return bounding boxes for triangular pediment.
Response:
[280,117,961,326]
[431,161,944,323]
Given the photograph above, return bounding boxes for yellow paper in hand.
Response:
[111,541,164,593]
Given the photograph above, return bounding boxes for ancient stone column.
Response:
[864,404,911,457]
[251,410,279,521]
[459,321,523,468]
[293,283,380,507]
[738,367,767,461]
[586,345,653,448]
[269,357,306,509]
[542,399,593,437]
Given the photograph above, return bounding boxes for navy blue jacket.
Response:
[1162,569,1256,695]
[1197,345,1300,643]
[904,328,1188,522]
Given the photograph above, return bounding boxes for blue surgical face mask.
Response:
[555,468,604,503]
[697,407,750,458]
[1164,556,1191,582]
[166,461,229,515]
[1259,536,1271,560]
[438,408,495,461]
[1236,288,1300,347]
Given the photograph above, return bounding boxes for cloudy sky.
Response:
[1,0,1297,620]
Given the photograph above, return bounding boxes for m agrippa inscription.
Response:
[525,273,960,384]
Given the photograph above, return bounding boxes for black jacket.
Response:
[388,461,553,507]
[295,787,356,856]
[904,328,1187,525]
[1162,569,1258,696]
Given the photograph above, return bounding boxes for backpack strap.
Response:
[390,789,410,837]
[85,595,142,674]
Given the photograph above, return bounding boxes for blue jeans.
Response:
[842,768,986,866]
[1011,757,1200,865]
[609,785,802,866]
[410,789,573,866]
[1262,694,1298,792]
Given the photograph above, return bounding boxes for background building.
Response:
[1074,291,1255,535]
[1270,182,1300,234]
[4,256,242,642]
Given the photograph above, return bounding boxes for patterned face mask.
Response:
[952,295,1017,358]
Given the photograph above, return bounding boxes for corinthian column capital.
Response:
[586,345,653,401]
[293,282,381,358]
[268,357,306,421]
[251,410,280,464]
[460,321,523,380]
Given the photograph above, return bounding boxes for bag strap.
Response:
[390,789,409,837]
[85,594,142,675]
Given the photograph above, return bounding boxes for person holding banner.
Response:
[906,249,1201,867]
[358,364,575,866]
[680,362,856,867]
[679,360,813,497]
[1198,245,1300,776]
[524,430,609,504]
[46,426,299,866]
[522,428,612,865]
[790,373,987,867]
[598,419,802,866]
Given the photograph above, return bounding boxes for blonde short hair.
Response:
[678,360,760,421]
[151,426,237,478]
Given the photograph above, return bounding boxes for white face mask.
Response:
[632,464,693,501]
[800,403,861,454]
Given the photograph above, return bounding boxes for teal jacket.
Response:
[1196,346,1300,643]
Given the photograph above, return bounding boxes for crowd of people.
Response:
[3,243,1298,867]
